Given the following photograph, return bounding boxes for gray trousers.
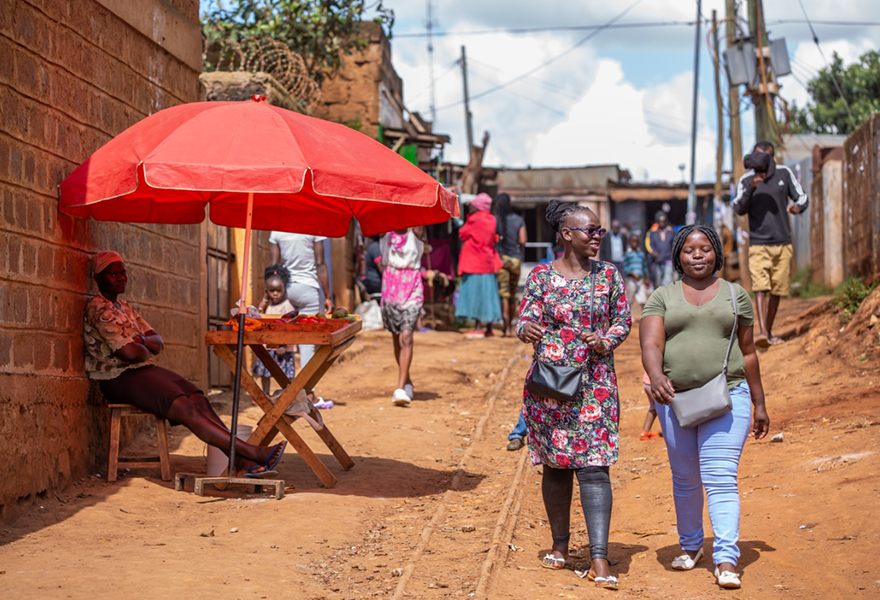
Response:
[286,282,323,376]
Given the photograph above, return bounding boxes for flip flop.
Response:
[580,571,619,590]
[265,441,287,471]
[244,466,278,479]
[540,553,567,569]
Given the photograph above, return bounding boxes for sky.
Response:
[370,0,880,182]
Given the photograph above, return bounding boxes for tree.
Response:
[791,50,880,135]
[202,0,395,86]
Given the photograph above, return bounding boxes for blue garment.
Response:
[652,261,674,288]
[253,348,296,380]
[623,249,648,278]
[655,382,752,566]
[455,273,502,323]
[649,226,675,263]
[509,411,528,440]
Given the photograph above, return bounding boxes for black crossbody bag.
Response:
[526,261,597,402]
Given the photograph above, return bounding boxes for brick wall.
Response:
[312,22,401,141]
[0,0,203,521]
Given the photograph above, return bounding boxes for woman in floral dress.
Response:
[516,200,631,590]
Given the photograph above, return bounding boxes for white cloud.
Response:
[531,60,716,181]
[377,0,879,181]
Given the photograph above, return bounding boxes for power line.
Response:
[795,0,856,127]
[395,19,694,38]
[393,18,880,39]
[468,57,583,101]
[468,67,566,116]
[436,0,646,113]
[406,59,460,107]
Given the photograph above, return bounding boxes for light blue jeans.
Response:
[509,410,527,440]
[653,261,674,288]
[655,382,752,565]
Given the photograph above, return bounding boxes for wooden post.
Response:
[726,0,751,290]
[712,10,724,204]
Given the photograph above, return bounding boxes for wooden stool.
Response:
[107,404,172,482]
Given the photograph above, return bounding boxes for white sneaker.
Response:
[671,547,704,570]
[392,388,411,406]
[404,383,414,399]
[714,567,741,589]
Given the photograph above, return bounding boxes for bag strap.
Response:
[587,260,598,332]
[721,280,739,374]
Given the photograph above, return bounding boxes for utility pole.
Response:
[460,45,474,152]
[686,0,702,224]
[747,0,782,155]
[712,9,724,204]
[426,0,436,124]
[726,0,744,183]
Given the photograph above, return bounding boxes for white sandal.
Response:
[714,567,741,589]
[671,547,704,570]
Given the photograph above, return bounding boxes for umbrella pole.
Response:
[228,192,255,475]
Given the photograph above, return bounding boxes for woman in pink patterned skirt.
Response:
[380,227,425,406]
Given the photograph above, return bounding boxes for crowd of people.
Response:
[81,140,801,592]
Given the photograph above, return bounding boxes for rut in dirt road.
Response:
[390,347,533,599]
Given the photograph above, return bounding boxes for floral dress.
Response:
[516,262,632,468]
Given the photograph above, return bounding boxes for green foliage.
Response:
[201,0,395,85]
[791,50,880,135]
[790,267,833,299]
[831,277,877,324]
[343,118,362,131]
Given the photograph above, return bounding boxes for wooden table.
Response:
[205,320,361,488]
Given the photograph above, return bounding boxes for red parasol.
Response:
[60,96,458,475]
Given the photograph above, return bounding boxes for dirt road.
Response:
[1,298,878,599]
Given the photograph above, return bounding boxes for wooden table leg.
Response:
[250,345,334,441]
[212,344,338,488]
[253,343,353,471]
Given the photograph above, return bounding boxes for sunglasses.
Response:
[567,225,607,238]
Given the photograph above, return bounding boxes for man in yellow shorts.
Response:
[733,142,808,347]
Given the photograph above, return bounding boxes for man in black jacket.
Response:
[732,141,808,347]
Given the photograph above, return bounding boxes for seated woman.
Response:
[83,251,286,478]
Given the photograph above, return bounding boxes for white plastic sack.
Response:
[354,299,383,332]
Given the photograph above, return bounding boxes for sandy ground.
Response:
[1,297,879,599]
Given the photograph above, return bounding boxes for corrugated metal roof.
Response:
[497,165,626,191]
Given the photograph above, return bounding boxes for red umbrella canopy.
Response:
[59,98,459,236]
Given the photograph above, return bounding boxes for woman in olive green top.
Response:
[639,225,769,590]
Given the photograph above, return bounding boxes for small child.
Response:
[254,264,297,395]
[640,372,661,441]
[623,234,650,318]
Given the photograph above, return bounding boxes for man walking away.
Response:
[601,219,627,275]
[646,212,675,288]
[732,141,808,347]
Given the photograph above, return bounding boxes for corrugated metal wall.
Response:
[842,114,880,280]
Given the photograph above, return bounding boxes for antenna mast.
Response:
[426,0,437,124]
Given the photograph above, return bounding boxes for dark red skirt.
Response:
[99,365,201,425]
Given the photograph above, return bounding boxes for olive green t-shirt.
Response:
[641,279,754,391]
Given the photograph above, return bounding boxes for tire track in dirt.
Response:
[390,347,523,600]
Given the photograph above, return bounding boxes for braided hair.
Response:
[545,199,594,232]
[671,225,724,275]
[264,263,290,288]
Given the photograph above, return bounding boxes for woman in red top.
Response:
[456,193,503,338]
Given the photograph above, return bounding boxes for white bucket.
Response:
[206,425,254,476]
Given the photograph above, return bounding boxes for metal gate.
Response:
[206,222,234,389]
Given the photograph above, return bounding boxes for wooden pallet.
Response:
[174,472,285,500]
